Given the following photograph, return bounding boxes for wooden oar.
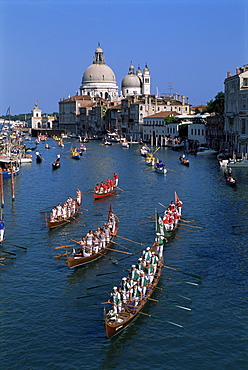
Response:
[111,241,134,252]
[117,187,124,192]
[177,226,200,233]
[104,247,132,255]
[115,235,144,246]
[147,297,191,311]
[180,218,195,223]
[0,255,15,260]
[155,286,191,301]
[2,241,27,250]
[160,276,199,286]
[84,190,94,193]
[144,167,152,171]
[0,250,16,256]
[53,252,68,258]
[81,208,103,216]
[77,291,109,300]
[178,223,203,229]
[87,283,113,290]
[54,244,75,250]
[152,146,160,155]
[164,265,202,279]
[138,311,183,328]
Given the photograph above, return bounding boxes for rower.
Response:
[131,281,142,307]
[151,251,158,274]
[138,270,147,297]
[109,286,122,314]
[143,247,152,263]
[129,265,139,285]
[145,261,154,285]
[119,277,130,304]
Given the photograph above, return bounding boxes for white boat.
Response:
[196,147,218,155]
[227,158,248,168]
[20,154,32,163]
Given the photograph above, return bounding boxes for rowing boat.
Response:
[154,161,167,175]
[67,206,118,268]
[46,190,82,228]
[94,174,119,199]
[104,241,163,338]
[179,156,189,166]
[156,192,182,241]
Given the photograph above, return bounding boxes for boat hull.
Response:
[105,243,163,338]
[67,217,118,268]
[94,188,116,199]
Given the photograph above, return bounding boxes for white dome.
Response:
[82,64,116,84]
[122,74,141,88]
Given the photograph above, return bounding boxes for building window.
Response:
[140,106,143,110]
[243,78,248,87]
[241,119,246,134]
[145,78,149,83]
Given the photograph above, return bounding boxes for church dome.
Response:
[80,43,118,101]
[82,64,116,84]
[121,74,141,88]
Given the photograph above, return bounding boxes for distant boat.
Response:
[196,147,218,155]
[154,160,167,175]
[227,157,248,168]
[179,156,190,166]
[36,151,43,163]
[0,158,20,177]
[52,155,60,170]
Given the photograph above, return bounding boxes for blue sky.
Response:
[0,0,247,115]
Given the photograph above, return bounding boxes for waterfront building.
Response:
[120,94,191,141]
[29,103,56,131]
[224,65,248,153]
[142,111,178,145]
[58,43,191,139]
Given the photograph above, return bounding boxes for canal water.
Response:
[0,139,247,369]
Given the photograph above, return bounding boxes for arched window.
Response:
[105,92,108,99]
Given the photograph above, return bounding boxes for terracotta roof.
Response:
[144,111,178,119]
[60,95,92,102]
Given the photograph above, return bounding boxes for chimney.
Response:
[227,72,231,78]
[181,95,185,105]
[236,68,240,75]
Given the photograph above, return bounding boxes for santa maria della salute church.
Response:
[79,43,150,100]
[58,43,190,140]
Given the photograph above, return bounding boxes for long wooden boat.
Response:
[67,206,118,268]
[46,190,82,228]
[94,174,118,200]
[104,241,163,338]
[156,192,182,240]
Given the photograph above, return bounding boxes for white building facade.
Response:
[224,65,248,153]
[30,103,55,130]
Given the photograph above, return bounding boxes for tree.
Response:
[203,92,224,114]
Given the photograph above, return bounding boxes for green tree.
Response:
[204,92,224,114]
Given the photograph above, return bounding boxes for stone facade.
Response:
[224,65,248,153]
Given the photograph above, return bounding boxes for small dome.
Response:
[122,74,141,88]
